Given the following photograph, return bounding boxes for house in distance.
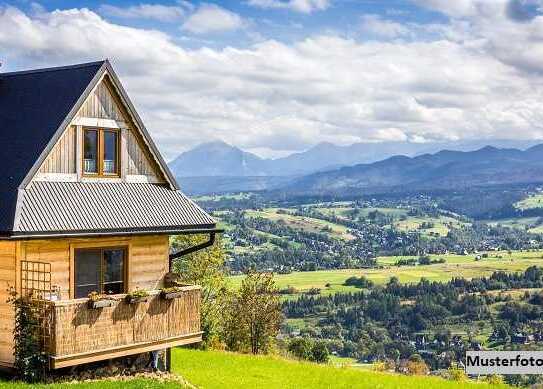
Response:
[0,60,219,370]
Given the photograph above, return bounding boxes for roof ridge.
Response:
[0,60,106,77]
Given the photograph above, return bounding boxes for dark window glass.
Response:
[74,248,126,298]
[83,130,98,174]
[75,249,101,298]
[103,131,118,174]
[103,249,124,295]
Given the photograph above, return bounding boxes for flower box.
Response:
[161,290,185,300]
[88,298,115,309]
[126,295,150,304]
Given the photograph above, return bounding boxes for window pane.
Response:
[103,249,124,294]
[83,130,98,174]
[75,249,101,298]
[103,131,118,174]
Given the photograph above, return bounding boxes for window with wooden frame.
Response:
[82,128,120,176]
[74,247,126,298]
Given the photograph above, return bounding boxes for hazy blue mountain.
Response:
[169,141,269,177]
[287,145,543,194]
[169,139,541,178]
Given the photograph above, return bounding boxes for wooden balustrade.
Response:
[44,286,201,368]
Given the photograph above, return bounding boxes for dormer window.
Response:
[83,128,120,176]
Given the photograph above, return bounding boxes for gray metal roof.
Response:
[15,182,215,236]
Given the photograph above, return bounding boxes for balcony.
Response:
[44,286,201,369]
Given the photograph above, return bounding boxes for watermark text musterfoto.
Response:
[466,351,543,374]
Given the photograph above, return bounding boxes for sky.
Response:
[2,0,543,160]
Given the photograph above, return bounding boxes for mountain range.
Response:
[288,145,543,194]
[169,139,540,178]
[168,140,543,195]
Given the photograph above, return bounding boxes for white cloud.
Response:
[360,14,411,38]
[1,5,543,159]
[247,0,330,14]
[181,4,244,34]
[99,3,186,22]
[411,0,503,18]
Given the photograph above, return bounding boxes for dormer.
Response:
[33,68,167,185]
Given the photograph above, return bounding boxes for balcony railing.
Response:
[44,286,201,369]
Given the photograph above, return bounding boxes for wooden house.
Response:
[0,61,219,370]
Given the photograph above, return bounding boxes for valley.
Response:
[190,182,543,386]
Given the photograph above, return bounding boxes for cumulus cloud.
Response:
[411,0,499,17]
[1,5,543,159]
[99,3,186,22]
[247,0,330,14]
[360,14,411,38]
[181,4,244,34]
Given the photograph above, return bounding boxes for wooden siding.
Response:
[126,129,158,178]
[76,78,124,121]
[0,242,16,365]
[0,235,170,366]
[47,287,200,368]
[38,126,76,174]
[35,74,165,183]
[21,235,169,300]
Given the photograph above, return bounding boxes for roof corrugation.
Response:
[16,182,215,234]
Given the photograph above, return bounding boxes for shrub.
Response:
[484,374,504,385]
[405,354,429,376]
[287,338,329,364]
[344,276,374,289]
[288,338,312,360]
[9,289,48,382]
[448,367,467,381]
[310,341,329,363]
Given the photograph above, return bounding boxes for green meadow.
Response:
[171,348,508,389]
[230,250,543,295]
[0,379,185,388]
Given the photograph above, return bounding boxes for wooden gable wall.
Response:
[36,75,166,184]
[38,126,76,174]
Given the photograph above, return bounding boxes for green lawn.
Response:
[171,348,507,389]
[230,251,543,295]
[0,379,184,388]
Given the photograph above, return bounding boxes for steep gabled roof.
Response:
[0,61,104,232]
[0,61,214,237]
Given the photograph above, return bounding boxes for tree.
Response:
[310,341,330,363]
[287,338,329,363]
[225,271,282,354]
[406,354,429,375]
[171,234,229,347]
[288,337,312,360]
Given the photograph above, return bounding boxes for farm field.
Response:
[515,192,543,210]
[392,215,468,237]
[230,250,543,295]
[171,348,507,389]
[245,208,355,240]
[484,217,543,234]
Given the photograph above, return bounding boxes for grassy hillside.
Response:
[0,349,508,388]
[229,250,543,295]
[171,348,507,389]
[0,378,184,388]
